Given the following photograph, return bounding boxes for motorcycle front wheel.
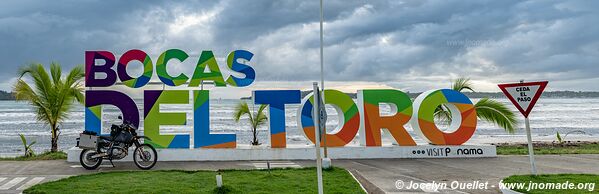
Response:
[80,149,102,170]
[133,143,157,170]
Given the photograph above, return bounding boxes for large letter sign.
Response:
[254,90,301,148]
[298,89,361,147]
[144,90,190,148]
[84,49,483,155]
[358,89,415,146]
[156,49,189,86]
[411,89,477,145]
[194,90,237,148]
[85,51,117,87]
[118,49,153,88]
[189,51,227,87]
[226,50,255,87]
[85,90,139,135]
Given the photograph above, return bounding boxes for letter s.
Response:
[225,50,255,87]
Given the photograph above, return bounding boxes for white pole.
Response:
[319,0,329,159]
[319,0,324,91]
[525,117,537,175]
[313,82,324,194]
[216,173,223,188]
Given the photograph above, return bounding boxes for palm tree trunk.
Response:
[51,124,58,152]
[252,126,258,145]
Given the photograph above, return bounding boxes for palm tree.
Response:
[19,134,36,157]
[13,63,84,152]
[435,77,518,133]
[233,102,268,145]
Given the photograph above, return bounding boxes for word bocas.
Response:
[85,49,477,149]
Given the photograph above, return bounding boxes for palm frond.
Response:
[452,77,474,92]
[19,134,27,146]
[233,102,251,122]
[556,132,562,143]
[433,105,452,126]
[257,104,267,116]
[475,98,518,133]
[253,104,268,127]
[33,64,54,102]
[14,79,52,125]
[13,79,38,102]
[64,65,84,87]
[50,62,62,86]
[70,86,85,104]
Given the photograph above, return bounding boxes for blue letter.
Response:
[253,90,301,148]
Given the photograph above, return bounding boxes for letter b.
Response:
[85,51,117,87]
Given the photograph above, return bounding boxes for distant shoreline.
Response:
[3,90,599,101]
[242,90,599,100]
[0,90,15,100]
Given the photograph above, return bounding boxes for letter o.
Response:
[297,89,360,147]
[117,49,153,88]
[410,89,477,145]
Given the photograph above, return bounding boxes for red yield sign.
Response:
[498,81,548,118]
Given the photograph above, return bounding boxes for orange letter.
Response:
[358,89,415,146]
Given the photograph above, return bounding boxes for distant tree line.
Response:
[0,90,15,100]
[457,91,599,99]
[297,90,599,99]
[3,89,599,101]
[241,90,599,100]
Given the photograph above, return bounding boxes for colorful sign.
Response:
[84,49,481,149]
[498,81,548,118]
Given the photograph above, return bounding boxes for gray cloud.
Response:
[0,0,597,94]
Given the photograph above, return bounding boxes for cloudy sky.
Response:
[1,0,597,98]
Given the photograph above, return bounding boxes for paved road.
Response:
[332,154,599,193]
[1,155,597,193]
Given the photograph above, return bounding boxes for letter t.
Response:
[253,90,301,148]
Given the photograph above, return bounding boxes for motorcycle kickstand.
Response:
[109,159,115,167]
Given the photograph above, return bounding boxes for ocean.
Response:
[1,98,598,156]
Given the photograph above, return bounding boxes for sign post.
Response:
[313,82,324,194]
[524,116,535,174]
[318,88,331,169]
[498,80,548,175]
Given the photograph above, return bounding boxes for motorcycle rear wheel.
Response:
[79,149,102,170]
[133,143,157,170]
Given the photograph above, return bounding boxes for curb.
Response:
[347,169,385,194]
[499,182,524,194]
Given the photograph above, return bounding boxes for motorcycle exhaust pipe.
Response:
[91,153,108,159]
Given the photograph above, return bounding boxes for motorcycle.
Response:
[77,116,157,170]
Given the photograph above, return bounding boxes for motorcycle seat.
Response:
[99,135,113,141]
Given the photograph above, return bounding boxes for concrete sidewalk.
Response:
[1,155,598,193]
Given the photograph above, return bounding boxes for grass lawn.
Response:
[24,167,365,194]
[496,143,599,155]
[0,151,67,161]
[503,174,599,194]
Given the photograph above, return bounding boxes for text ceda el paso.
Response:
[85,49,477,149]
